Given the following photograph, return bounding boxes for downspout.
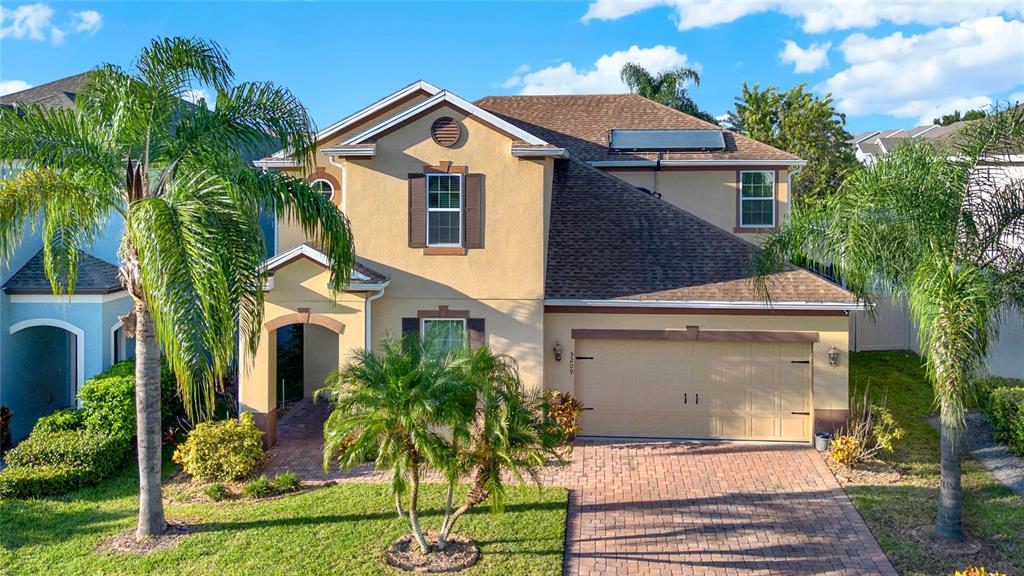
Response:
[365,285,387,351]
[327,155,346,213]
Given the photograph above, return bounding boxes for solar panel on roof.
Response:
[610,129,726,152]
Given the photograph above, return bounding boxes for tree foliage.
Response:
[753,105,1024,541]
[0,36,354,538]
[728,83,860,198]
[620,62,718,124]
[934,109,987,126]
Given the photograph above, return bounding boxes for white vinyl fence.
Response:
[850,296,1024,379]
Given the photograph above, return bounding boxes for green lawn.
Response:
[847,351,1024,576]
[0,465,567,575]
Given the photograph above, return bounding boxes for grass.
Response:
[0,464,567,575]
[846,351,1024,576]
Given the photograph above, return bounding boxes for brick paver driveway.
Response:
[266,400,896,576]
[554,440,896,576]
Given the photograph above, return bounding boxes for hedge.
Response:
[172,413,264,482]
[985,387,1024,456]
[4,429,128,477]
[32,408,85,434]
[0,464,94,499]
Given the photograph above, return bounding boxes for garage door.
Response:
[574,338,811,441]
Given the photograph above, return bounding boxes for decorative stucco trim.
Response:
[263,312,345,334]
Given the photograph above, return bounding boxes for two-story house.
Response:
[244,81,861,445]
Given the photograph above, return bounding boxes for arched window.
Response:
[310,178,334,202]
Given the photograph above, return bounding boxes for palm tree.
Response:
[620,62,717,124]
[753,106,1024,541]
[317,332,475,554]
[436,346,563,549]
[0,37,355,539]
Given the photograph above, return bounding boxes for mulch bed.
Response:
[98,522,195,555]
[384,533,480,573]
[822,451,902,486]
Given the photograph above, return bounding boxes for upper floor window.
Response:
[310,178,335,202]
[426,173,462,246]
[739,171,775,228]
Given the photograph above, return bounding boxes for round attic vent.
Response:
[431,117,461,147]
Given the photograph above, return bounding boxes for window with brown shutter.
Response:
[408,174,426,248]
[464,174,484,249]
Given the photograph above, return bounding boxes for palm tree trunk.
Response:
[440,480,455,536]
[134,299,166,539]
[406,467,431,554]
[437,468,489,549]
[935,409,964,541]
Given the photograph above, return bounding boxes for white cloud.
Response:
[0,3,54,40]
[581,0,1023,33]
[182,89,210,105]
[1009,91,1024,105]
[0,80,32,96]
[779,40,831,73]
[819,17,1024,121]
[0,3,102,44]
[511,45,694,95]
[71,9,101,34]
[891,96,994,126]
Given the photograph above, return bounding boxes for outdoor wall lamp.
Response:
[828,345,840,368]
[553,341,563,362]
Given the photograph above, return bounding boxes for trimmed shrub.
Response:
[172,413,264,482]
[78,363,136,440]
[33,408,86,434]
[955,568,1008,576]
[985,387,1024,456]
[242,475,273,499]
[0,464,93,499]
[272,471,302,493]
[830,434,861,466]
[4,429,128,479]
[204,482,231,501]
[975,376,1024,412]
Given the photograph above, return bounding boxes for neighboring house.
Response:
[0,74,133,442]
[846,120,1024,380]
[243,81,861,445]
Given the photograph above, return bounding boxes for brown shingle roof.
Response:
[476,94,799,163]
[545,159,856,304]
[0,73,90,111]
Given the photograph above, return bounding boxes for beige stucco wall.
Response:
[543,311,850,417]
[271,102,551,393]
[239,258,367,415]
[605,168,790,243]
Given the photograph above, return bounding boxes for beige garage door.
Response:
[574,338,811,441]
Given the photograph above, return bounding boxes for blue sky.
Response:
[2,1,1023,134]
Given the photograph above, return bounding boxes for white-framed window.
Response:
[426,173,462,246]
[739,170,776,228]
[310,178,335,202]
[421,318,467,353]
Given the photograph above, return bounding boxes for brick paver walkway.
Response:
[266,398,897,575]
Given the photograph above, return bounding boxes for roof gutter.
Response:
[544,298,867,311]
[588,159,807,168]
[511,147,567,158]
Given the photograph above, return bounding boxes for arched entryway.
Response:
[8,319,85,441]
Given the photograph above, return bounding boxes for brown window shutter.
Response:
[408,174,426,248]
[402,317,420,337]
[464,173,484,249]
[467,318,485,350]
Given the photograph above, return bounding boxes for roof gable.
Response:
[0,73,90,111]
[3,250,123,295]
[341,90,550,147]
